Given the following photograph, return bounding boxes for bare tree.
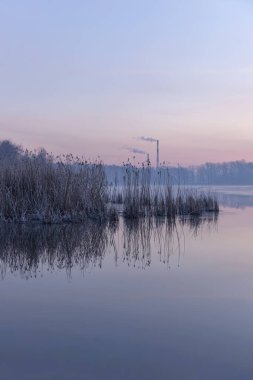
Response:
[0,140,22,161]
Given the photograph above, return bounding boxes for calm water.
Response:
[1,187,253,380]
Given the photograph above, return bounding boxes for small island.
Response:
[0,140,219,223]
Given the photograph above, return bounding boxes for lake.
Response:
[0,187,253,380]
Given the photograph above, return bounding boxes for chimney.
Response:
[156,140,159,168]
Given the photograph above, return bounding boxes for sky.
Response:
[1,0,253,165]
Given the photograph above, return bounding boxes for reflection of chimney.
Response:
[156,140,159,168]
[147,153,150,165]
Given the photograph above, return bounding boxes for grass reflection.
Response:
[0,215,217,278]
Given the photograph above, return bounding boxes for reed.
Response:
[119,162,219,219]
[0,141,219,223]
[0,143,107,222]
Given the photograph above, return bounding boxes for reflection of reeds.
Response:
[0,221,111,278]
[123,218,152,268]
[0,214,218,278]
[179,212,218,237]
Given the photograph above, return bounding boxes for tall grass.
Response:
[118,162,219,219]
[0,141,219,223]
[0,147,107,222]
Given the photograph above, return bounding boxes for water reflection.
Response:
[122,214,217,269]
[202,186,253,209]
[0,222,110,279]
[217,192,253,209]
[0,214,218,279]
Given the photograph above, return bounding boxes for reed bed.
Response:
[0,145,108,222]
[116,162,219,219]
[0,141,219,223]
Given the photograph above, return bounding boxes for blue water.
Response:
[0,188,253,379]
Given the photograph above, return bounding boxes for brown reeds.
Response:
[119,162,219,219]
[0,147,108,222]
[0,141,219,223]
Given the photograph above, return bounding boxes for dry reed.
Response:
[0,146,107,222]
[0,141,219,223]
[119,162,219,219]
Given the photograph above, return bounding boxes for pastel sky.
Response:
[1,0,253,165]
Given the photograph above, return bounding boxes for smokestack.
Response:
[156,140,159,168]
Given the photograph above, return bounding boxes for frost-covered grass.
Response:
[0,145,108,222]
[109,162,219,219]
[0,141,219,223]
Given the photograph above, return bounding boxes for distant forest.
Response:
[106,161,253,186]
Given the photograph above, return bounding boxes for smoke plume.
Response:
[125,147,146,155]
[139,136,157,143]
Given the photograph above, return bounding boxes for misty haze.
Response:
[1,1,253,380]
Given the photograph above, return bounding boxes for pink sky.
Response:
[1,1,253,166]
